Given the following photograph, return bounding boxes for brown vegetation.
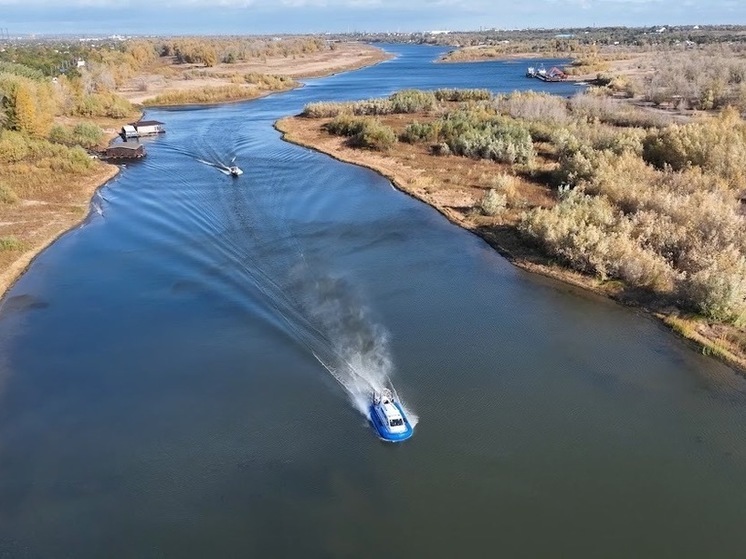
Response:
[281,89,746,372]
[117,41,390,105]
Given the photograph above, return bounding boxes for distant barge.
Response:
[526,66,568,82]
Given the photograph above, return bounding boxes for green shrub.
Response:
[324,115,396,151]
[681,250,746,323]
[48,122,103,149]
[480,189,507,215]
[0,62,45,81]
[0,129,94,171]
[435,88,492,102]
[301,101,349,118]
[389,89,437,113]
[0,182,19,204]
[400,121,437,143]
[642,109,746,187]
[439,112,534,164]
[49,124,72,145]
[71,122,104,148]
[349,119,397,151]
[0,130,31,162]
[324,114,367,137]
[0,236,24,251]
[72,92,133,118]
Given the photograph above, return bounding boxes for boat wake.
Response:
[162,132,414,426]
[290,268,417,426]
[196,157,238,176]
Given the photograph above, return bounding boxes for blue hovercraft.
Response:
[369,389,414,442]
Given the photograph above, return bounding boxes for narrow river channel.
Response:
[1,45,745,558]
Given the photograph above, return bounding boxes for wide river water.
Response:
[1,45,745,558]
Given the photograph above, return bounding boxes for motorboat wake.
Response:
[198,156,243,177]
[226,156,243,177]
[369,388,414,442]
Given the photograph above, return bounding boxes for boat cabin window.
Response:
[390,418,404,427]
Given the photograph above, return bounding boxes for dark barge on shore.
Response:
[102,143,146,160]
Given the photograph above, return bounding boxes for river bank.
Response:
[118,42,392,106]
[0,42,391,302]
[275,110,746,374]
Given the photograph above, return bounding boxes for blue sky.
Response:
[0,0,743,35]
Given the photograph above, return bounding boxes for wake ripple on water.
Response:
[156,134,416,427]
[287,264,416,424]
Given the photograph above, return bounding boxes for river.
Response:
[0,44,745,558]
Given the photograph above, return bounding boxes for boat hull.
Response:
[369,402,414,442]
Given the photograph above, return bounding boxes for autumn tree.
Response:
[0,74,55,137]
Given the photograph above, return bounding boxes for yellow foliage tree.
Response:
[0,75,54,137]
[13,81,37,135]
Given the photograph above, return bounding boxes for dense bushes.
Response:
[521,190,680,291]
[401,109,535,164]
[310,90,539,163]
[68,92,133,118]
[641,48,746,110]
[0,130,93,172]
[303,89,453,118]
[520,112,746,322]
[324,115,396,151]
[401,121,439,143]
[0,62,45,81]
[434,88,491,102]
[442,112,534,164]
[304,86,746,323]
[494,91,569,123]
[49,122,104,149]
[642,109,746,187]
[389,90,437,113]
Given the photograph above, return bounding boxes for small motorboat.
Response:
[369,388,414,442]
[227,156,243,177]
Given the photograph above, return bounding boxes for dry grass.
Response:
[0,131,120,296]
[142,84,275,106]
[119,42,391,105]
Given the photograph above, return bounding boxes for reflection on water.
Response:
[0,45,745,558]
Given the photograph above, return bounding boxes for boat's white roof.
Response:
[379,402,403,420]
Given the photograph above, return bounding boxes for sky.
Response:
[0,0,743,35]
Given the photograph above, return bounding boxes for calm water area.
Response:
[0,45,745,558]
